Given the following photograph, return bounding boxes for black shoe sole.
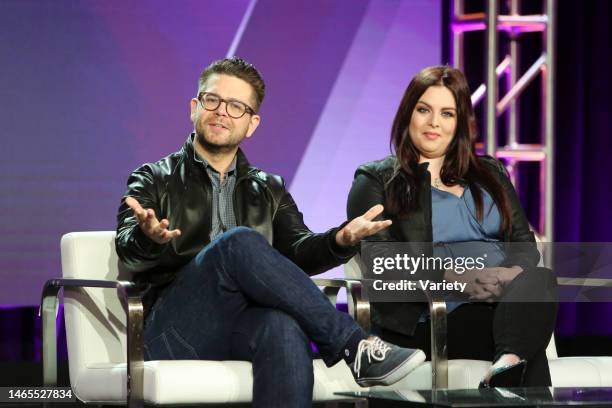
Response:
[479,360,527,389]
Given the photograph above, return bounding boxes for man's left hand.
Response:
[335,204,392,247]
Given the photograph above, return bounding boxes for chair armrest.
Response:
[39,278,144,408]
[312,278,371,332]
[424,291,448,390]
[557,277,612,287]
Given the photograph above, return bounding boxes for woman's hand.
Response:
[470,268,504,300]
[487,265,524,287]
[444,265,523,301]
[453,268,502,300]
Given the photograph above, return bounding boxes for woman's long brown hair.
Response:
[387,65,512,236]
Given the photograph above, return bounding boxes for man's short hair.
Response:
[198,57,265,112]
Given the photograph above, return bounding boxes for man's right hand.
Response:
[125,196,181,244]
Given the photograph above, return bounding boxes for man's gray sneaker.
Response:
[352,336,426,387]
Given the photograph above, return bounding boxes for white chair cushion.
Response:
[71,359,363,404]
[386,357,612,390]
[383,360,491,390]
[549,356,612,387]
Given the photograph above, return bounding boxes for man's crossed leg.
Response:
[143,227,425,407]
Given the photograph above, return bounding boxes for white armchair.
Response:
[342,254,612,390]
[41,231,365,407]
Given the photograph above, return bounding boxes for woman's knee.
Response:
[505,267,558,302]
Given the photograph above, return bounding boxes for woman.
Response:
[347,65,558,389]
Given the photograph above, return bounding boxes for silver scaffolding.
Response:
[450,0,556,243]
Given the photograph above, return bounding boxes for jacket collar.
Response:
[390,159,431,183]
[396,159,467,185]
[183,133,256,178]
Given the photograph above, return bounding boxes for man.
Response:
[116,57,425,407]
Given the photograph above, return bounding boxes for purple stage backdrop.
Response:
[3,0,610,344]
[0,0,441,306]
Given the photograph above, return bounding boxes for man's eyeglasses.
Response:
[197,92,256,119]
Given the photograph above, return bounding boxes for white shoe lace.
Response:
[353,337,392,377]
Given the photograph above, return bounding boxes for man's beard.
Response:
[195,122,244,154]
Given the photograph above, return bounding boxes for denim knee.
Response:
[209,226,265,252]
[196,227,264,261]
[225,226,264,243]
[256,310,311,356]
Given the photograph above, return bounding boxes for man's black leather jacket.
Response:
[116,134,355,312]
[347,155,540,336]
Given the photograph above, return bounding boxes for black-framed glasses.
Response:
[197,92,256,119]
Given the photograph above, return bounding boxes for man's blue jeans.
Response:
[143,227,362,407]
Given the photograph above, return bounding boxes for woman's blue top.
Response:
[420,185,505,320]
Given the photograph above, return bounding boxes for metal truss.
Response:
[451,0,556,243]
